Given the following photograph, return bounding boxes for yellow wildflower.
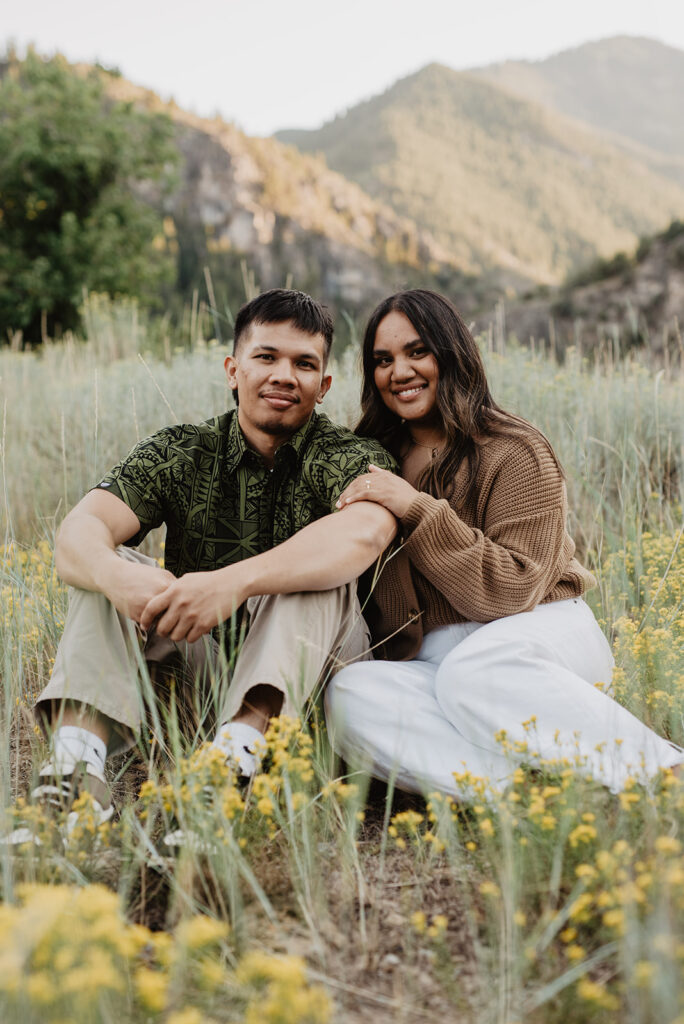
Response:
[175,915,229,951]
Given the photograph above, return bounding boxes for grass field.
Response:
[1,295,683,1023]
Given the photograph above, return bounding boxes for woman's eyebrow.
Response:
[373,340,423,356]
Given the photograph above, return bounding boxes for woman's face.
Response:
[372,310,440,425]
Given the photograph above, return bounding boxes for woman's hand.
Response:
[336,463,419,519]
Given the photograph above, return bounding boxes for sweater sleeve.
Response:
[399,440,568,622]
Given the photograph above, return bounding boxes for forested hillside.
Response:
[277,58,684,285]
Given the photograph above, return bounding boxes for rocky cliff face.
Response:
[103,73,460,311]
[475,225,684,358]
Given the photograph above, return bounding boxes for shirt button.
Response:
[409,607,420,619]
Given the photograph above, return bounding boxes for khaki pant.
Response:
[36,547,371,755]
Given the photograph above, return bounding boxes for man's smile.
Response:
[260,390,300,409]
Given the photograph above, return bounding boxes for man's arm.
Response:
[141,502,397,643]
[55,489,176,621]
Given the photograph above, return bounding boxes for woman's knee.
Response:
[433,634,518,714]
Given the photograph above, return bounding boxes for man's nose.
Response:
[269,360,297,385]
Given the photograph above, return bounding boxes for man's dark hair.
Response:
[233,289,334,358]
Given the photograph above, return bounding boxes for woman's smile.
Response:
[393,383,428,399]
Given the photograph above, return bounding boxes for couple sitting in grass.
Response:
[6,287,682,845]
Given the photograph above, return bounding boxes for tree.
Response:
[0,52,178,343]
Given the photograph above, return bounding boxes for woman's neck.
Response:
[407,423,447,451]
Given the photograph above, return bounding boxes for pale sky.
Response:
[4,0,684,136]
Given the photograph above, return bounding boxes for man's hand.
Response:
[104,560,176,624]
[140,567,248,644]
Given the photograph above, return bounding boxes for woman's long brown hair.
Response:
[356,289,560,505]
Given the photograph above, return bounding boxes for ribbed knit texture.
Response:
[366,429,596,660]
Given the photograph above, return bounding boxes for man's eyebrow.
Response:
[252,344,322,363]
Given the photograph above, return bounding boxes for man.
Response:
[7,289,396,840]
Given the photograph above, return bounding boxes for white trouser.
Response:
[325,598,683,797]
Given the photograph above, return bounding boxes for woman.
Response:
[326,289,682,796]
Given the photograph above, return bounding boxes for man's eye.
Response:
[298,361,315,369]
[256,353,274,360]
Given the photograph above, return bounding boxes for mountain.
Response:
[276,59,684,285]
[473,37,684,160]
[97,71,469,316]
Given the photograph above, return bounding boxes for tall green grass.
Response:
[0,297,683,1023]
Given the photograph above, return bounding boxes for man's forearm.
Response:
[55,513,124,592]
[54,491,173,623]
[230,503,397,600]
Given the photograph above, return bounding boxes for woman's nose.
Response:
[391,358,414,380]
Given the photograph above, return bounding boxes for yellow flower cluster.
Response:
[1,540,66,702]
[236,951,331,1024]
[410,910,448,938]
[0,883,330,1023]
[604,528,684,737]
[250,716,316,835]
[138,744,246,853]
[138,716,363,850]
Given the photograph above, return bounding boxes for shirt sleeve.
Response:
[94,429,172,545]
[303,440,397,512]
[399,439,568,621]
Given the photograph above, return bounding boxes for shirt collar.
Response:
[222,408,319,474]
[276,411,319,467]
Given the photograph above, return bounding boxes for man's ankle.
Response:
[47,703,111,747]
[231,684,284,735]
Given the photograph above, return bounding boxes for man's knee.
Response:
[246,582,356,617]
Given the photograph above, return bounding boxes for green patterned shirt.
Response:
[96,410,395,577]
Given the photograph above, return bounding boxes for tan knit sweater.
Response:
[366,428,595,661]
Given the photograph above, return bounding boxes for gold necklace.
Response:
[409,434,443,459]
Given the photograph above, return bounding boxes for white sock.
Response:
[48,726,107,778]
[213,722,263,776]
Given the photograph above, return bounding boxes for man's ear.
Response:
[316,373,332,404]
[224,354,239,391]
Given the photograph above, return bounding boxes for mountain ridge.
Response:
[472,36,684,159]
[277,42,684,285]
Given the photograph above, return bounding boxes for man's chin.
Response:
[255,413,309,436]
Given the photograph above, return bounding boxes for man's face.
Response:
[224,321,332,441]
